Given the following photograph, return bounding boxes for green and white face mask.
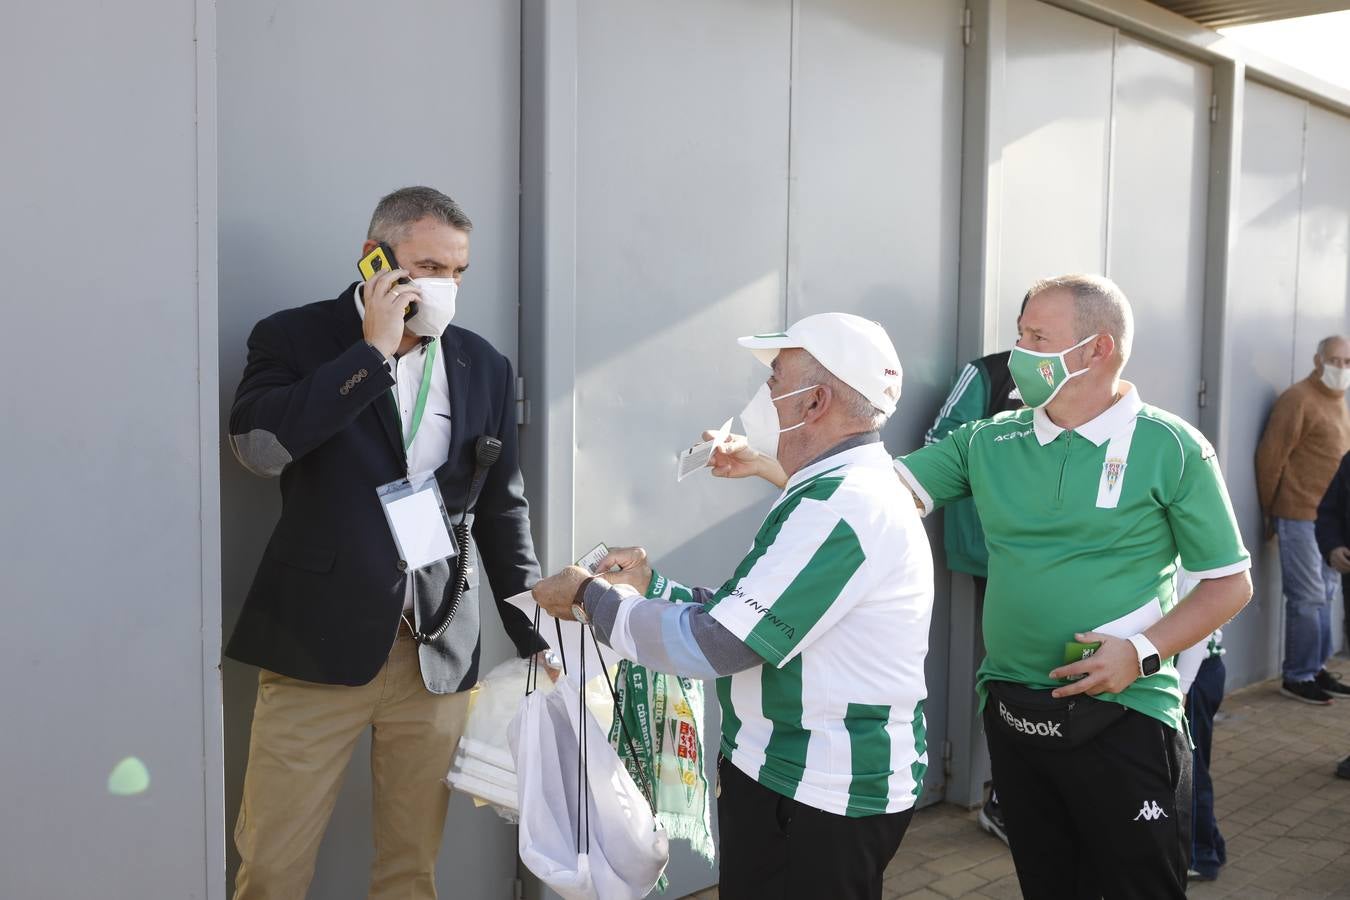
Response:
[1008,333,1098,408]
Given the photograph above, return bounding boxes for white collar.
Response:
[783,441,888,490]
[1032,382,1142,447]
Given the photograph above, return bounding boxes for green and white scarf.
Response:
[608,578,714,885]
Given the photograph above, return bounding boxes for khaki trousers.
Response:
[232,633,471,900]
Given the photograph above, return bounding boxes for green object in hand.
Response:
[1061,640,1102,681]
[1064,640,1102,666]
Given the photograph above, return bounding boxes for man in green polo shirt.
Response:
[712,274,1252,898]
[896,275,1251,899]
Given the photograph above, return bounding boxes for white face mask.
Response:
[739,382,819,462]
[1322,363,1350,393]
[405,277,458,337]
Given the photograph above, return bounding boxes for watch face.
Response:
[1142,654,1161,677]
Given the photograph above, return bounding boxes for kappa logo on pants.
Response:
[1133,800,1168,822]
[997,700,1063,737]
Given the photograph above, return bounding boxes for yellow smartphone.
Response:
[357,243,417,319]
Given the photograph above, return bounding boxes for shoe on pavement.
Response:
[1337,756,1350,780]
[1188,867,1219,883]
[1315,669,1350,696]
[978,798,1009,846]
[1281,679,1334,705]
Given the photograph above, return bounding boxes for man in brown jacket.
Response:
[1257,335,1350,704]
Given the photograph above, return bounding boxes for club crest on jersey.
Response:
[1037,360,1056,386]
[1104,457,1126,492]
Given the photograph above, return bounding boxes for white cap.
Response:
[738,313,903,416]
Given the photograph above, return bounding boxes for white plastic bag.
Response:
[446,658,533,821]
[509,670,669,900]
[447,658,621,822]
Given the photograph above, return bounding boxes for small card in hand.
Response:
[576,543,610,575]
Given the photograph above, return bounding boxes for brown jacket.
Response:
[1256,373,1350,521]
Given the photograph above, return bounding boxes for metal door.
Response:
[1223,82,1310,687]
[996,0,1115,333]
[1107,34,1212,426]
[787,0,966,806]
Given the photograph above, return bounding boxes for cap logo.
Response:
[884,368,899,377]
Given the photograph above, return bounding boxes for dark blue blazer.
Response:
[1316,452,1350,567]
[225,283,545,692]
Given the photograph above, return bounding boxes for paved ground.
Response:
[684,657,1350,899]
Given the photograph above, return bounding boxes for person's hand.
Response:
[595,546,653,594]
[1048,632,1141,698]
[710,432,788,488]
[362,267,419,358]
[531,565,595,621]
[1331,546,1350,574]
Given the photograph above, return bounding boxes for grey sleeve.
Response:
[584,581,763,678]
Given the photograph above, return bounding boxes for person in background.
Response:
[1175,568,1226,884]
[1314,447,1350,656]
[924,341,1022,845]
[1256,336,1350,705]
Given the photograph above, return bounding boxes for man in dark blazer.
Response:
[226,186,549,900]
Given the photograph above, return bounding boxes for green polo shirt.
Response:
[895,386,1250,733]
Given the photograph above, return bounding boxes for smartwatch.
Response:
[1126,633,1162,678]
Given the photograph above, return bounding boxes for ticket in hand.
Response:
[576,542,611,575]
[677,417,734,482]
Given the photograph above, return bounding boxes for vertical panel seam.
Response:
[1103,28,1118,275]
[194,0,225,893]
[1291,100,1309,385]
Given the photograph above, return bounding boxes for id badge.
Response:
[376,471,458,572]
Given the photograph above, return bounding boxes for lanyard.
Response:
[398,339,439,451]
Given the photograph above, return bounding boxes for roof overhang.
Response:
[1149,1,1350,27]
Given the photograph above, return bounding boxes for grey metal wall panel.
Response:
[1294,106,1350,368]
[787,0,965,804]
[571,0,791,585]
[0,1,219,897]
[998,0,1115,332]
[570,1,792,893]
[217,1,523,896]
[1294,104,1350,649]
[1224,81,1307,687]
[1106,35,1212,424]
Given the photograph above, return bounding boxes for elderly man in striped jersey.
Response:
[533,313,934,900]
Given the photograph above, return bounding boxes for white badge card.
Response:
[576,542,611,575]
[676,417,734,482]
[376,471,458,571]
